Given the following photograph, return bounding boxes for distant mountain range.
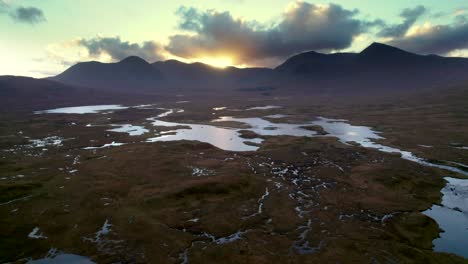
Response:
[51,56,164,92]
[2,42,468,111]
[52,54,272,92]
[49,42,468,94]
[275,43,468,92]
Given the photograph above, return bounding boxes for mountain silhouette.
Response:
[274,42,468,92]
[48,42,468,94]
[53,56,163,91]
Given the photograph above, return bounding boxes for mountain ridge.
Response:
[42,42,468,94]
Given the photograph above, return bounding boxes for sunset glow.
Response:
[1,0,467,77]
[195,57,234,69]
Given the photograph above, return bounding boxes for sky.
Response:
[1,0,467,77]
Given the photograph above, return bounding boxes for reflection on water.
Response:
[146,118,262,151]
[213,107,227,111]
[213,116,315,137]
[156,108,175,118]
[246,105,282,110]
[423,177,468,258]
[28,254,95,264]
[146,116,315,151]
[82,141,126,150]
[35,105,128,114]
[312,117,468,258]
[27,248,95,264]
[146,114,468,177]
[34,105,468,258]
[264,114,289,119]
[311,117,468,176]
[107,124,149,136]
[311,117,383,144]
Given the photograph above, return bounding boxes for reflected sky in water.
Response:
[147,118,262,151]
[423,177,468,258]
[28,253,95,264]
[35,105,128,114]
[146,116,316,151]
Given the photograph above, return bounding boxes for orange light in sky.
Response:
[195,56,234,68]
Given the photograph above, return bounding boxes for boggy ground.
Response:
[0,96,467,263]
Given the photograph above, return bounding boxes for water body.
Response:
[27,136,63,148]
[147,116,315,151]
[312,117,468,258]
[28,227,47,239]
[146,118,262,151]
[34,105,468,257]
[35,105,128,114]
[213,107,227,111]
[213,116,315,137]
[34,106,467,175]
[311,117,468,176]
[28,254,95,264]
[145,113,467,177]
[82,142,126,150]
[246,105,282,110]
[423,177,468,258]
[27,248,95,264]
[156,108,175,118]
[264,114,289,119]
[133,104,158,110]
[150,114,468,257]
[107,124,149,136]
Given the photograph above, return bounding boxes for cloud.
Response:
[44,36,167,76]
[166,2,376,65]
[378,5,426,38]
[386,20,468,55]
[0,1,8,13]
[430,7,468,19]
[454,8,467,17]
[78,36,165,62]
[447,49,468,57]
[9,6,46,24]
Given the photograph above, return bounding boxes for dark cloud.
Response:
[387,20,468,55]
[455,14,467,24]
[378,5,426,38]
[78,36,165,62]
[166,2,375,64]
[10,6,46,24]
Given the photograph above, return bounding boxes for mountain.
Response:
[275,51,356,77]
[152,60,223,81]
[52,56,163,92]
[151,60,273,90]
[358,42,419,61]
[49,43,468,95]
[274,43,468,92]
[51,57,273,93]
